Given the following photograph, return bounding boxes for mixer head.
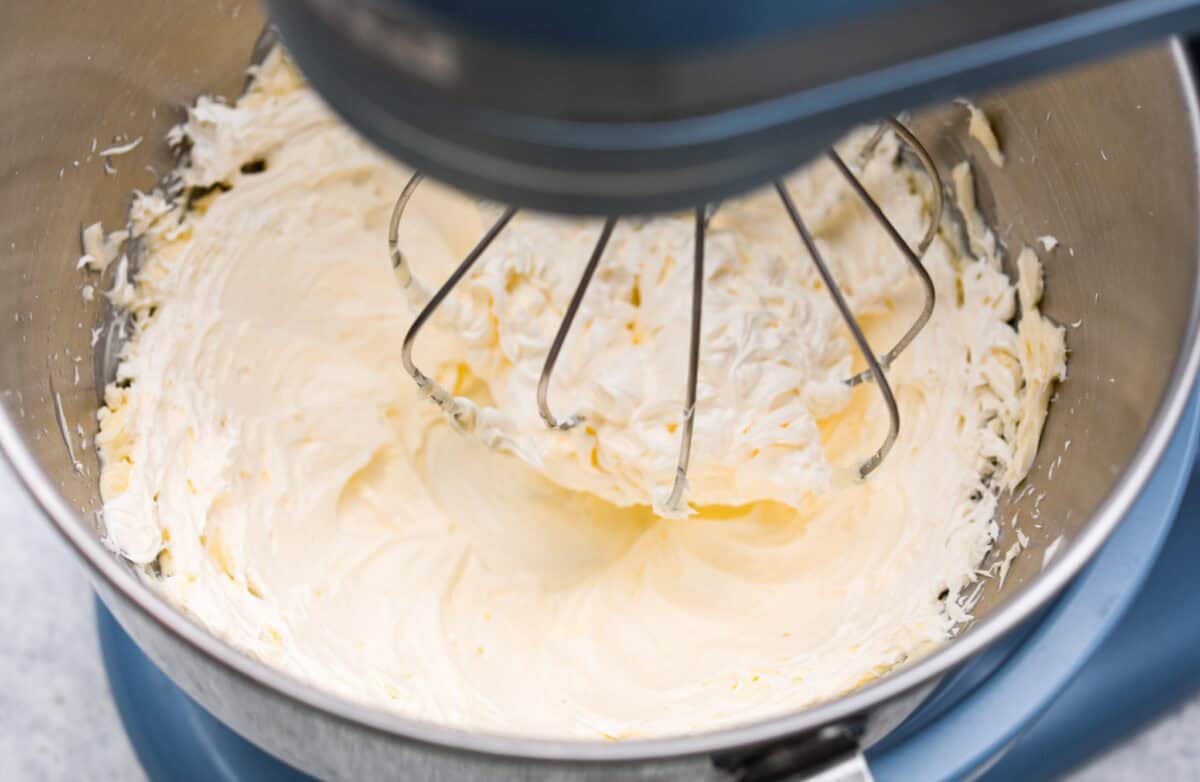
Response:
[268,0,1200,215]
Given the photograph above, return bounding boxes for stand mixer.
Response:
[6,2,1200,780]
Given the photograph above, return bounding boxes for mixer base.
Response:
[98,394,1200,782]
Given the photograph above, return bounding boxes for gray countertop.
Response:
[0,455,1194,781]
[0,456,143,781]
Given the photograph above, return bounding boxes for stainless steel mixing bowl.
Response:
[4,3,1200,780]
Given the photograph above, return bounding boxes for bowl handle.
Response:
[717,725,873,782]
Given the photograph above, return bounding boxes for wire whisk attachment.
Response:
[388,118,943,513]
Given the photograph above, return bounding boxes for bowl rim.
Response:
[4,37,1200,767]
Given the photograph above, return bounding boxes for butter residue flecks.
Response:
[95,48,1067,740]
[77,220,128,273]
[958,98,1006,168]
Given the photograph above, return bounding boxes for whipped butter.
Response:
[96,49,1067,739]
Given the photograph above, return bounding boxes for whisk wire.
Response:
[662,207,707,513]
[828,149,937,388]
[389,172,432,310]
[775,182,901,477]
[832,120,942,387]
[537,217,618,430]
[399,204,518,430]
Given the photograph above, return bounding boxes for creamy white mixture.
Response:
[96,50,1066,739]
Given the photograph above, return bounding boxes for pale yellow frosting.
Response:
[96,50,1066,739]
